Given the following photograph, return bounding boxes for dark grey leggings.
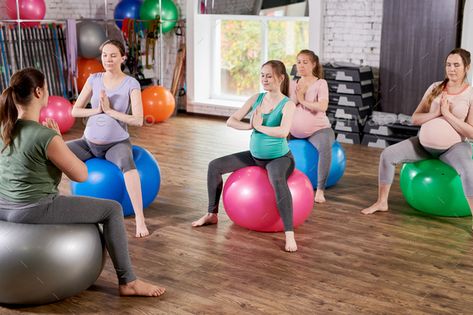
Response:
[0,195,136,285]
[307,127,335,190]
[379,137,473,197]
[208,151,295,231]
[67,138,136,172]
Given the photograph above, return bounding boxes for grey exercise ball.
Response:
[77,21,107,58]
[0,221,105,305]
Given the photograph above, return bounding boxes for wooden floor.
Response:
[2,114,473,315]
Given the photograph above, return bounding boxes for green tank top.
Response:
[0,119,61,202]
[249,93,290,159]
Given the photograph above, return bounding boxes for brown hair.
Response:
[100,39,126,56]
[424,48,471,111]
[297,49,324,79]
[0,68,45,152]
[262,60,290,97]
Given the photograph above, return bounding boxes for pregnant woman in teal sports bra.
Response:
[192,60,299,252]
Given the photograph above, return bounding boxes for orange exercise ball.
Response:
[141,86,176,123]
[77,58,104,91]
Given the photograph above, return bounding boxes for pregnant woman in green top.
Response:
[0,68,165,297]
[192,60,298,252]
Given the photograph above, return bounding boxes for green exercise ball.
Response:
[140,0,179,33]
[400,159,471,217]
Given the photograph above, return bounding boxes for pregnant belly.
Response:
[84,114,129,144]
[290,106,329,138]
[419,117,462,150]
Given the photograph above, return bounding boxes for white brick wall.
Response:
[0,0,186,91]
[322,0,382,80]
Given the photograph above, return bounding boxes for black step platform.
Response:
[323,62,374,82]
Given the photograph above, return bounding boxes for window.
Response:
[217,20,262,98]
[214,17,309,102]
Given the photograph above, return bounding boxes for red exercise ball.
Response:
[40,96,75,134]
[141,86,176,123]
[77,58,104,91]
[6,0,46,26]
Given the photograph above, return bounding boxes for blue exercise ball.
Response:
[121,146,161,216]
[0,221,105,305]
[114,0,143,29]
[71,146,161,217]
[288,139,346,189]
[71,158,125,203]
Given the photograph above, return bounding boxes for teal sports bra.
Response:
[249,93,290,159]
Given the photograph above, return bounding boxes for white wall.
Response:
[462,0,473,84]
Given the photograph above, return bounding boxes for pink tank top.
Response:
[289,79,331,138]
[419,82,473,150]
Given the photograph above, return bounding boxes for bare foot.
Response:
[314,189,326,203]
[119,279,165,297]
[284,231,298,252]
[361,201,389,215]
[135,220,150,238]
[191,213,218,227]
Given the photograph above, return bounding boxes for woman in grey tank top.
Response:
[67,39,150,238]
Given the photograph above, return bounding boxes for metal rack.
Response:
[0,0,181,95]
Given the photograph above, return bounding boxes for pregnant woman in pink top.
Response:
[362,48,473,225]
[289,49,334,203]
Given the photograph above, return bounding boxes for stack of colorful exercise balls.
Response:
[114,0,179,33]
[76,21,106,91]
[39,96,75,133]
[141,86,176,123]
[6,0,46,26]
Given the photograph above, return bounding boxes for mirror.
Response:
[199,0,308,16]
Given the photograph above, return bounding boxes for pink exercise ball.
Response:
[6,0,46,25]
[40,96,75,134]
[222,166,314,232]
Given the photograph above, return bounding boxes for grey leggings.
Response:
[307,128,335,190]
[208,151,295,231]
[67,138,136,172]
[379,137,473,197]
[0,195,136,285]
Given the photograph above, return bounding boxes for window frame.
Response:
[186,0,322,116]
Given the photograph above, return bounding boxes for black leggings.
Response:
[207,151,295,231]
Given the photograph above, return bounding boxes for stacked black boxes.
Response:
[324,63,375,144]
[362,112,420,148]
